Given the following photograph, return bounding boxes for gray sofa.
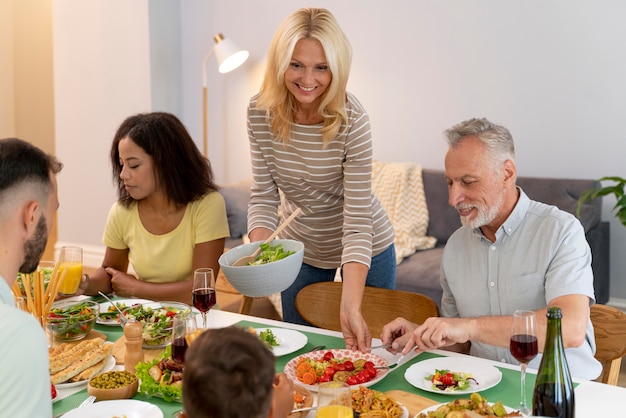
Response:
[220,170,610,307]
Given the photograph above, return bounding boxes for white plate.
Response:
[254,327,307,356]
[414,401,516,417]
[55,354,115,389]
[97,298,154,325]
[404,357,502,395]
[400,404,409,418]
[284,348,389,392]
[61,399,163,418]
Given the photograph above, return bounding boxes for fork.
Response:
[375,353,406,370]
[79,395,96,408]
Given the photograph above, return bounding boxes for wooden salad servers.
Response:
[232,207,302,266]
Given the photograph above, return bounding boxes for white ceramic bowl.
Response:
[218,239,304,297]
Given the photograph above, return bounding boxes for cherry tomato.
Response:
[347,375,359,386]
[334,363,346,372]
[364,361,375,369]
[356,370,370,383]
[323,366,336,379]
[441,373,455,386]
[319,375,331,383]
[342,360,354,371]
[323,351,335,361]
[365,366,377,379]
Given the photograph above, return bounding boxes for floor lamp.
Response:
[202,33,249,158]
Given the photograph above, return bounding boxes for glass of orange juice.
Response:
[316,381,352,418]
[57,246,83,296]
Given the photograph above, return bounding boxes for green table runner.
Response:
[240,320,538,410]
[53,318,541,416]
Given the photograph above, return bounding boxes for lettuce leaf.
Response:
[135,346,182,402]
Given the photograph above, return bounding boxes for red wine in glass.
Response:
[193,287,216,312]
[171,336,188,363]
[510,334,539,363]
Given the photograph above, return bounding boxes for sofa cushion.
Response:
[220,180,251,240]
[372,161,437,263]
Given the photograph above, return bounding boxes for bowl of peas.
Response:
[88,370,139,400]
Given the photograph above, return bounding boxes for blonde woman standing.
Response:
[247,8,396,352]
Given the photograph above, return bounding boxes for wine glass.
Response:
[316,381,352,418]
[171,312,197,363]
[510,310,538,415]
[192,268,216,329]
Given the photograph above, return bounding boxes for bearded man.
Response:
[0,138,62,417]
[381,118,601,381]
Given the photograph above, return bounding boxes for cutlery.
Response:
[231,207,302,266]
[79,395,96,408]
[291,406,317,414]
[375,353,406,370]
[368,343,391,350]
[309,345,326,352]
[98,291,127,325]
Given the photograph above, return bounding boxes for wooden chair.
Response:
[295,281,440,338]
[589,303,626,385]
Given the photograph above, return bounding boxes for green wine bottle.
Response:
[532,306,575,417]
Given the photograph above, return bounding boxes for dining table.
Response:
[52,295,626,417]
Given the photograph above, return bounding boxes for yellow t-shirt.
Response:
[103,192,230,283]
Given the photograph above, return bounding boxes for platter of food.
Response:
[283,349,389,392]
[351,386,408,418]
[96,298,153,326]
[414,393,521,417]
[404,357,502,395]
[49,338,115,389]
[61,399,163,418]
[252,327,308,356]
[135,346,183,402]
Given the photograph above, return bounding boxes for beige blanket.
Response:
[372,161,437,264]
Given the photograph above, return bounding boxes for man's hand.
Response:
[380,317,417,354]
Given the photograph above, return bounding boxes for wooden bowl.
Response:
[288,384,313,418]
[87,371,138,400]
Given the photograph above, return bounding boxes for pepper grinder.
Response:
[124,317,144,374]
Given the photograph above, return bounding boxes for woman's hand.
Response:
[341,309,372,352]
[106,266,140,298]
[340,262,372,351]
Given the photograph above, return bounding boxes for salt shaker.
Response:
[124,317,144,374]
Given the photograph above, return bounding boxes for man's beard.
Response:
[458,190,505,230]
[19,215,49,274]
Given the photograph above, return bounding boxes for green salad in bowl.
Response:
[123,302,192,348]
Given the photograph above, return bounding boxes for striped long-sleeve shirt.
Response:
[246,92,394,269]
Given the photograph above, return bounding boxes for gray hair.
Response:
[444,118,515,168]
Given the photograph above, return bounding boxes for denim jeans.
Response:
[281,244,397,325]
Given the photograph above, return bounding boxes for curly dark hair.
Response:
[110,112,218,207]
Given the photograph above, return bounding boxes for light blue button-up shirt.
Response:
[440,189,602,380]
[0,276,52,417]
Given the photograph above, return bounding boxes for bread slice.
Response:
[69,356,107,382]
[49,338,104,374]
[50,342,112,384]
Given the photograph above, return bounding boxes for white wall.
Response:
[52,0,153,265]
[52,0,626,305]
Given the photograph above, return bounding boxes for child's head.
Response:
[183,326,276,418]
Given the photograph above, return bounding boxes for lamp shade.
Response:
[212,33,249,74]
[213,33,250,73]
